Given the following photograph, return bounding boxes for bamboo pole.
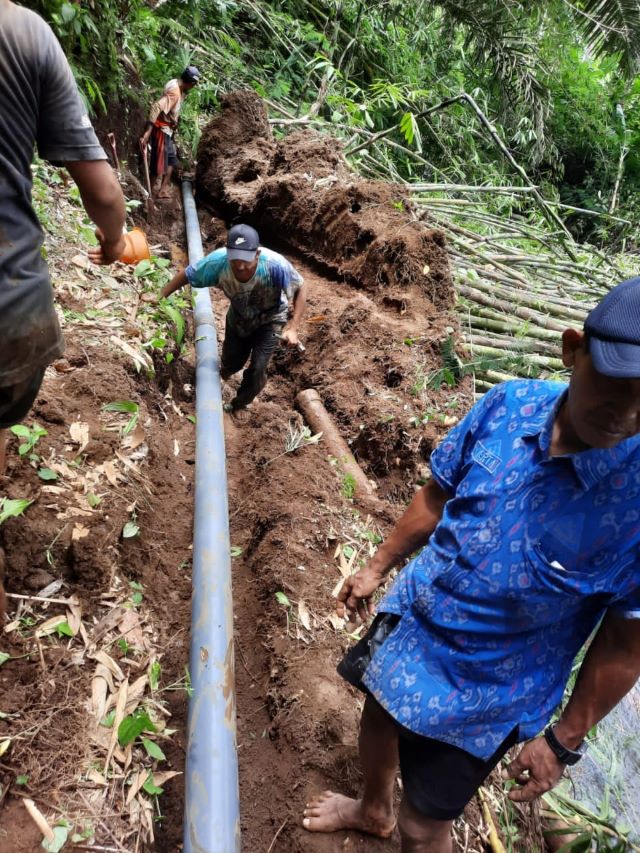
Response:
[463,343,564,370]
[457,285,575,332]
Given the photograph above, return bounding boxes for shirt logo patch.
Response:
[472,440,501,474]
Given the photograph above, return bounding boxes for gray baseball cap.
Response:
[226,224,260,261]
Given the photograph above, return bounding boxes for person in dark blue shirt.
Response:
[304,276,640,852]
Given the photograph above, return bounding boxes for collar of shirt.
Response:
[522,387,640,490]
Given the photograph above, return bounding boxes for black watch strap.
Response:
[544,725,584,765]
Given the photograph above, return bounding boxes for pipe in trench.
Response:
[181,180,241,853]
[296,388,377,501]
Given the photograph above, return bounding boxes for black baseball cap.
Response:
[181,65,201,85]
[584,276,640,378]
[226,224,260,262]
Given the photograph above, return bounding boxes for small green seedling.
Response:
[0,498,33,526]
[102,400,139,436]
[10,423,47,461]
[341,473,357,500]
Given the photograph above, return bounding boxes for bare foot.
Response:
[303,791,395,837]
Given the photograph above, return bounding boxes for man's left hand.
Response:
[501,736,565,802]
[281,327,299,347]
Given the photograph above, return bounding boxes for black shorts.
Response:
[338,613,519,820]
[165,134,178,168]
[0,368,45,429]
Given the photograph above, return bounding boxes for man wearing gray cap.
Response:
[162,223,306,412]
[304,277,640,852]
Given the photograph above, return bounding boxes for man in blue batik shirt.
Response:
[162,223,306,411]
[304,276,640,852]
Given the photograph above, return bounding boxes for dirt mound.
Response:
[196,91,453,311]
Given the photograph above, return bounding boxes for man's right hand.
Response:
[139,134,150,154]
[88,228,126,265]
[337,567,386,623]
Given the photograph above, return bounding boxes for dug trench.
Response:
[0,91,495,852]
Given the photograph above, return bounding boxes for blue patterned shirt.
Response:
[363,380,640,759]
[185,247,303,336]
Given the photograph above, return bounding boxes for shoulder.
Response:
[2,3,56,51]
[261,248,295,280]
[164,79,180,92]
[468,379,565,435]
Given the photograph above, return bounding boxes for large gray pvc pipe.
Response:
[181,180,241,853]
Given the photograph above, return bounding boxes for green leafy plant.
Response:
[341,473,357,500]
[0,498,33,526]
[10,423,47,461]
[102,400,139,436]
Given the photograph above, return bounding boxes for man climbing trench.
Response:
[139,65,200,199]
[304,276,640,851]
[161,223,307,412]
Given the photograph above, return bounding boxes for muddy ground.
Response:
[0,94,534,853]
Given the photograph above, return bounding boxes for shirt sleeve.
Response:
[35,18,106,163]
[185,250,226,289]
[608,561,640,619]
[430,383,507,493]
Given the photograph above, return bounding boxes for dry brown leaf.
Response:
[92,672,110,722]
[71,523,90,541]
[123,424,145,451]
[327,612,345,632]
[118,608,146,651]
[125,769,147,806]
[101,459,120,487]
[35,613,68,638]
[173,439,180,456]
[92,649,125,682]
[110,335,153,371]
[56,506,94,520]
[85,768,108,787]
[4,619,20,634]
[71,253,89,269]
[105,678,128,773]
[297,600,312,632]
[331,577,344,598]
[69,421,90,452]
[123,674,148,715]
[152,770,182,786]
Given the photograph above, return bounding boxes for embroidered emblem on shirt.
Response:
[472,440,501,474]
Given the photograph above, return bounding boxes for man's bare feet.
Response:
[302,791,395,837]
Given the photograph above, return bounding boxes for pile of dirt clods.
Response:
[196,90,453,312]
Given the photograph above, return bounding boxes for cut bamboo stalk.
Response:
[296,389,378,504]
[468,334,560,357]
[23,799,55,842]
[465,316,559,342]
[464,343,564,370]
[458,285,572,331]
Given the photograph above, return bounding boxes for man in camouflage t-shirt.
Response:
[161,223,307,411]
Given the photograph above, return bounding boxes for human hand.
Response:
[139,134,150,154]
[88,228,126,265]
[337,566,386,623]
[501,737,566,802]
[280,326,299,347]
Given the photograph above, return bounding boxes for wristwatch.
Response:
[543,725,584,765]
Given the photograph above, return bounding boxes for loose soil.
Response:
[0,91,529,853]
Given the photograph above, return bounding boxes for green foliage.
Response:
[0,498,33,526]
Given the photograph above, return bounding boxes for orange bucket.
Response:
[120,228,150,264]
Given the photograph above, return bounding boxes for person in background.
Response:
[303,276,640,852]
[139,66,200,199]
[0,0,127,618]
[161,224,307,412]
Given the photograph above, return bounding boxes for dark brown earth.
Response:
[0,91,533,853]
